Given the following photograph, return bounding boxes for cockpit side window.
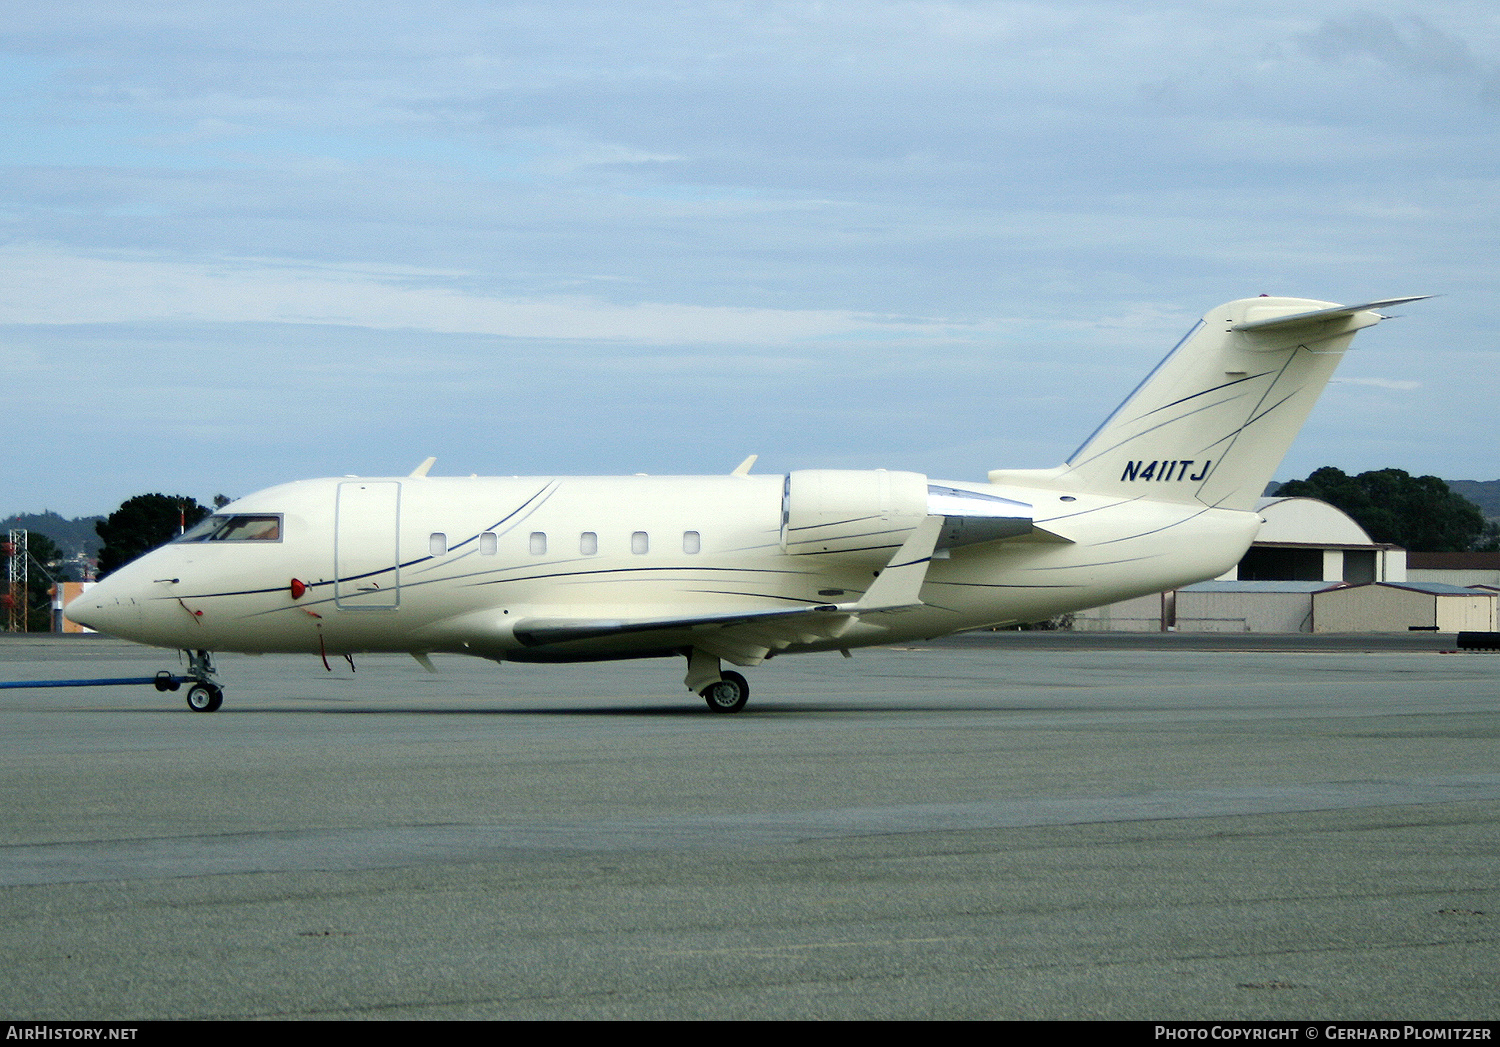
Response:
[174,514,283,543]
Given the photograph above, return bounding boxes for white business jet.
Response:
[66,295,1427,713]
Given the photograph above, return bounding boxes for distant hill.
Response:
[1446,480,1500,521]
[1,512,103,559]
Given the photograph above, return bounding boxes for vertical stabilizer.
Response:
[1010,296,1427,512]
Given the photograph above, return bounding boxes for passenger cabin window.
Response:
[683,531,701,554]
[174,514,283,543]
[530,532,547,556]
[479,532,497,555]
[429,532,447,556]
[631,531,649,555]
[580,532,598,555]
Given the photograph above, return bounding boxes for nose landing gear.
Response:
[185,682,224,712]
[181,649,223,713]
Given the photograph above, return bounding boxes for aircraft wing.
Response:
[510,516,948,665]
[513,603,855,648]
[512,595,941,666]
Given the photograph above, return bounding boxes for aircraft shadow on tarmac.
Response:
[87,699,1140,717]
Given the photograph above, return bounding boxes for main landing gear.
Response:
[685,649,750,713]
[700,671,749,714]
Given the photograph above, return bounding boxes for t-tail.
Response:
[991,296,1431,511]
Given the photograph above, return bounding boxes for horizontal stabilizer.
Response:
[1231,296,1432,333]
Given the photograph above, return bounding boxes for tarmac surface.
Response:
[0,631,1496,1020]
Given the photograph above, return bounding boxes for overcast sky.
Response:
[4,1,1497,517]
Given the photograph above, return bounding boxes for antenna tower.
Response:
[5,530,26,632]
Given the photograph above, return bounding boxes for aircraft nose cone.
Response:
[61,593,95,630]
[63,585,141,636]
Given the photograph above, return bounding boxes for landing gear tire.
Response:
[186,683,223,713]
[701,671,749,714]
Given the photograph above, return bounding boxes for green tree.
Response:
[22,532,69,631]
[1275,467,1490,552]
[4,532,71,631]
[95,495,210,578]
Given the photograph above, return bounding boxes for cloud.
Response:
[1300,11,1500,106]
[0,244,983,344]
[1,2,1499,514]
[1303,12,1482,80]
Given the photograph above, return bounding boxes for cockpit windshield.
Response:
[174,514,283,543]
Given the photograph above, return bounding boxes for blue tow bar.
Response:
[0,672,191,692]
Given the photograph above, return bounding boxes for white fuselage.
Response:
[70,471,1261,665]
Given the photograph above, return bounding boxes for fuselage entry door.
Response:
[335,480,401,609]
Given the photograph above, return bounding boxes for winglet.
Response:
[856,515,944,612]
[409,457,437,478]
[731,454,758,477]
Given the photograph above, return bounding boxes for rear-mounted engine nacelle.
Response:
[780,470,1033,557]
